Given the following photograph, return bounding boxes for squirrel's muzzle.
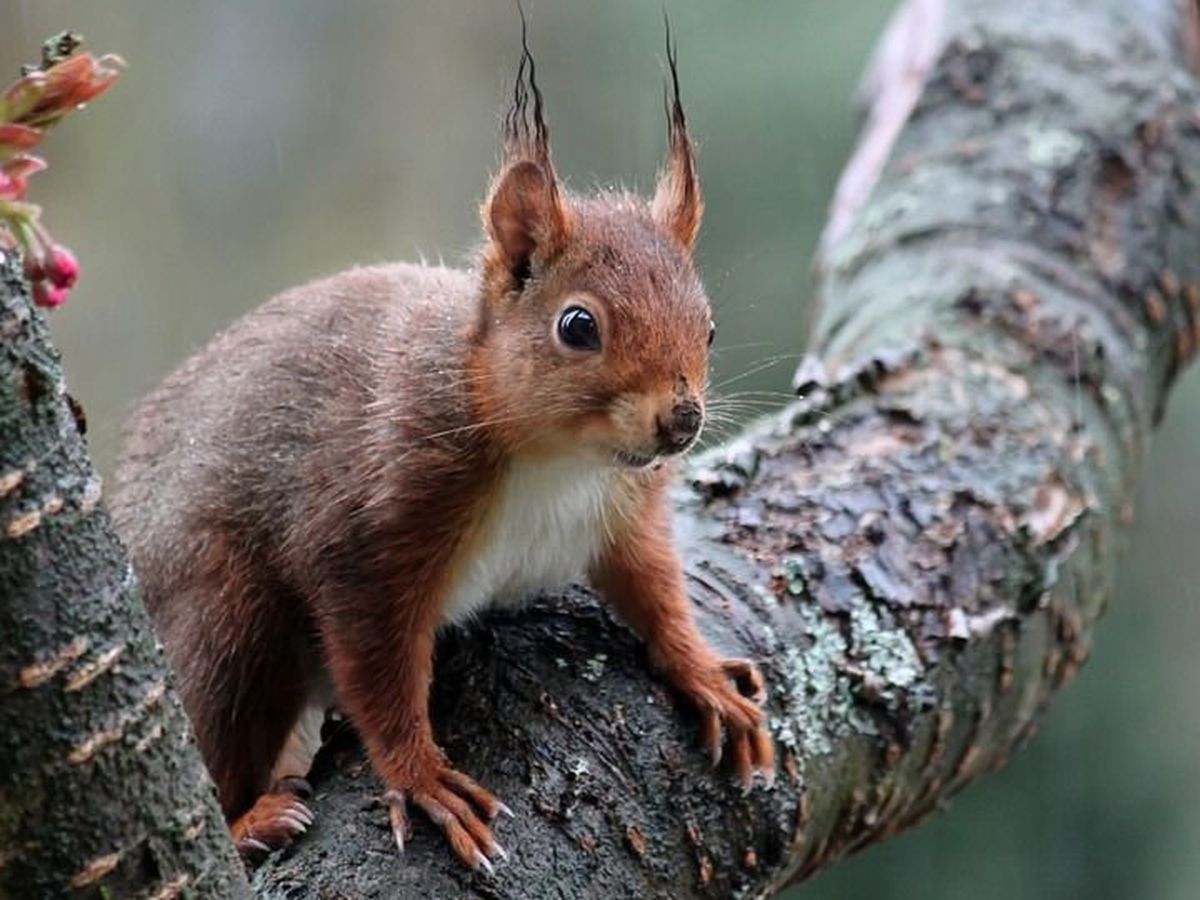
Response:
[656,400,703,455]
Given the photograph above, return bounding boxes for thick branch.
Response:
[0,252,250,898]
[256,0,1200,896]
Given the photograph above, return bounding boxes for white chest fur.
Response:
[443,456,615,624]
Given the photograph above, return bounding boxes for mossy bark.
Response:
[0,252,250,898]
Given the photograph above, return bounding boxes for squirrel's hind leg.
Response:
[154,543,324,863]
[229,693,328,861]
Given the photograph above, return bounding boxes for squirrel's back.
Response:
[112,262,478,606]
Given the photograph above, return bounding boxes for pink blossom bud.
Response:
[46,244,79,289]
[32,279,70,309]
[0,122,42,152]
[0,155,46,200]
[0,172,28,200]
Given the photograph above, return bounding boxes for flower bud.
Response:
[46,244,79,289]
[32,279,69,308]
[0,172,15,200]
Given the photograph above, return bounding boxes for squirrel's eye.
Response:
[557,306,601,351]
[708,321,716,347]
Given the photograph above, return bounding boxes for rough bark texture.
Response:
[0,251,251,898]
[251,0,1200,896]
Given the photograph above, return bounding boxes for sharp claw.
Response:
[491,842,509,862]
[731,735,754,794]
[288,802,315,826]
[751,725,777,781]
[702,709,723,766]
[278,813,308,833]
[495,802,514,820]
[387,790,408,853]
[240,837,271,854]
[476,853,495,876]
[757,747,777,784]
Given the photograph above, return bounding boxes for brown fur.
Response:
[111,24,772,871]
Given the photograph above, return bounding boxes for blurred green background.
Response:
[3,2,1198,898]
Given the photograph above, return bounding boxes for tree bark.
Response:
[0,250,251,898]
[3,0,1199,897]
[251,0,1200,895]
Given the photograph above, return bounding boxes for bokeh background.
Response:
[3,3,1198,898]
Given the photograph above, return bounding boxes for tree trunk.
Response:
[4,0,1199,897]
[0,251,251,898]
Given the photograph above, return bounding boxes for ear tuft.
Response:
[481,9,571,291]
[651,18,704,251]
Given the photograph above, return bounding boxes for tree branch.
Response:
[255,0,1200,895]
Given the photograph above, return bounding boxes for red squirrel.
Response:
[111,28,774,872]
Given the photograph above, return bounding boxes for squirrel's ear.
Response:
[652,135,703,251]
[484,14,570,289]
[483,159,570,283]
[651,23,703,251]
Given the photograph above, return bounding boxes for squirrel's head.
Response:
[471,23,711,469]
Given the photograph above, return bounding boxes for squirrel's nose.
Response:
[656,401,703,454]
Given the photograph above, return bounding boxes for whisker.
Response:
[710,339,776,355]
[711,354,805,391]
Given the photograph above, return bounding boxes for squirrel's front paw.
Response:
[385,761,512,873]
[675,657,775,791]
